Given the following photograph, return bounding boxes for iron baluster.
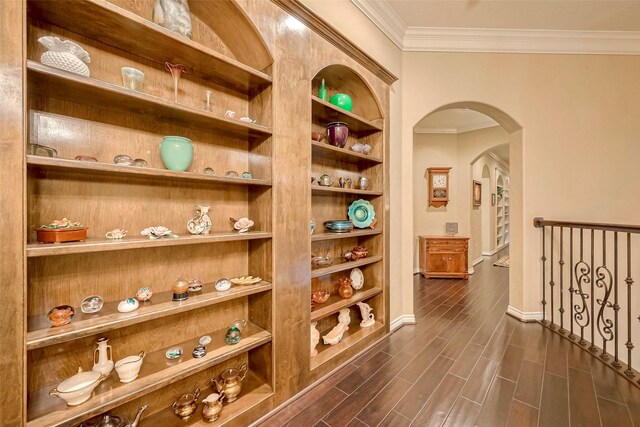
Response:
[559,226,565,332]
[613,232,620,367]
[541,224,547,324]
[574,228,590,346]
[590,229,597,352]
[569,228,575,338]
[550,226,555,328]
[595,231,613,359]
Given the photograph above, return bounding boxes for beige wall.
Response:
[301,1,640,324]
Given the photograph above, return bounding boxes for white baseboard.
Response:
[473,257,484,266]
[468,267,475,275]
[413,267,421,274]
[482,244,509,257]
[391,314,416,331]
[507,305,543,322]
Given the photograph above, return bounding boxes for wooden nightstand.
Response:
[419,235,470,279]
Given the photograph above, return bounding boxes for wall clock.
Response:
[426,167,451,207]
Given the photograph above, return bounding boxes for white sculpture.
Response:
[310,322,320,357]
[153,0,193,38]
[322,309,351,345]
[356,302,375,328]
[38,36,91,77]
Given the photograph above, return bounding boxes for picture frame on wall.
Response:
[491,193,496,206]
[473,180,481,206]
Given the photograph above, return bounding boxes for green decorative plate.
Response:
[348,199,375,228]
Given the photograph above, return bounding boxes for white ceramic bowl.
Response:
[49,368,106,406]
[115,351,145,383]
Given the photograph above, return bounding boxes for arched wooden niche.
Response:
[188,0,273,73]
[312,65,383,122]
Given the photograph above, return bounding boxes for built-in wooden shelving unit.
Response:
[311,288,383,322]
[311,321,384,370]
[310,140,382,165]
[311,255,383,278]
[312,229,383,242]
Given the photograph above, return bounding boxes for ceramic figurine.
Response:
[203,167,215,175]
[47,305,75,327]
[322,309,351,345]
[224,110,236,119]
[202,392,225,422]
[80,295,104,314]
[136,287,153,302]
[92,337,114,376]
[38,36,91,77]
[121,67,144,91]
[132,158,148,167]
[356,302,376,327]
[165,62,187,102]
[141,226,178,239]
[318,173,333,187]
[173,278,189,301]
[192,344,207,358]
[172,388,200,419]
[215,278,232,291]
[310,322,320,357]
[241,171,252,179]
[105,228,127,239]
[114,351,145,383]
[153,0,193,38]
[165,346,183,359]
[187,205,212,235]
[117,298,139,313]
[338,277,354,299]
[231,217,254,233]
[188,279,203,292]
[212,364,248,403]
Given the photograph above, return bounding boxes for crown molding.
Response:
[403,27,640,55]
[414,121,498,134]
[350,0,406,49]
[271,0,398,84]
[351,0,640,55]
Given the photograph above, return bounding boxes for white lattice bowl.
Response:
[39,36,91,77]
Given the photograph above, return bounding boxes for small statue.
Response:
[153,0,193,38]
[310,322,320,357]
[356,302,375,328]
[322,309,351,345]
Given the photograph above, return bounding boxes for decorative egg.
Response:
[117,298,139,313]
[215,278,232,292]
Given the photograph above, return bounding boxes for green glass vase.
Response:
[160,136,193,171]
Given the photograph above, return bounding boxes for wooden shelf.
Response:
[311,255,383,278]
[311,140,382,165]
[140,371,272,426]
[27,323,271,427]
[27,156,272,187]
[312,229,382,242]
[311,96,382,137]
[26,281,272,350]
[311,287,382,322]
[27,231,272,258]
[27,0,271,94]
[27,62,272,140]
[311,185,383,197]
[311,321,384,370]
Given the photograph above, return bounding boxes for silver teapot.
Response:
[82,405,147,427]
[319,173,333,187]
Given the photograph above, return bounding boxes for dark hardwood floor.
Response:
[257,251,640,426]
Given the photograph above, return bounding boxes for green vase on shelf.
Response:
[159,136,193,172]
[318,78,327,101]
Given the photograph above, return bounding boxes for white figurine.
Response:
[356,302,375,328]
[310,322,320,357]
[322,309,351,345]
[153,0,193,38]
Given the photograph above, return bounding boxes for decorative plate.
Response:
[350,268,364,290]
[347,199,375,228]
[230,276,262,285]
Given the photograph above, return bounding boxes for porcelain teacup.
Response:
[106,229,127,239]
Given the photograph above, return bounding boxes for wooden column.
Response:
[0,0,26,424]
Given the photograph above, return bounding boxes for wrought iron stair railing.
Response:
[534,217,640,385]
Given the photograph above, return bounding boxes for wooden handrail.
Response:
[533,217,640,234]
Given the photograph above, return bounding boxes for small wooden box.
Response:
[36,227,88,243]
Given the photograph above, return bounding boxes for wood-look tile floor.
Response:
[258,251,640,427]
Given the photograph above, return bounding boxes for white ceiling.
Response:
[385,0,640,31]
[350,0,640,53]
[414,109,509,165]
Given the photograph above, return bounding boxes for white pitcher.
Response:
[92,337,114,376]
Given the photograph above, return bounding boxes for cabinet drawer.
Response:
[428,247,465,254]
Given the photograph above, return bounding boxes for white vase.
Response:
[92,337,114,376]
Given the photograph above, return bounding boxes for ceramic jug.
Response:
[338,278,354,299]
[202,392,225,422]
[212,363,248,403]
[187,205,212,235]
[92,337,114,376]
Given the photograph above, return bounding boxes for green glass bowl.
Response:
[329,93,353,112]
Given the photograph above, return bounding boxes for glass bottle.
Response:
[318,78,327,101]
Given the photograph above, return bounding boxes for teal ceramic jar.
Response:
[160,136,193,171]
